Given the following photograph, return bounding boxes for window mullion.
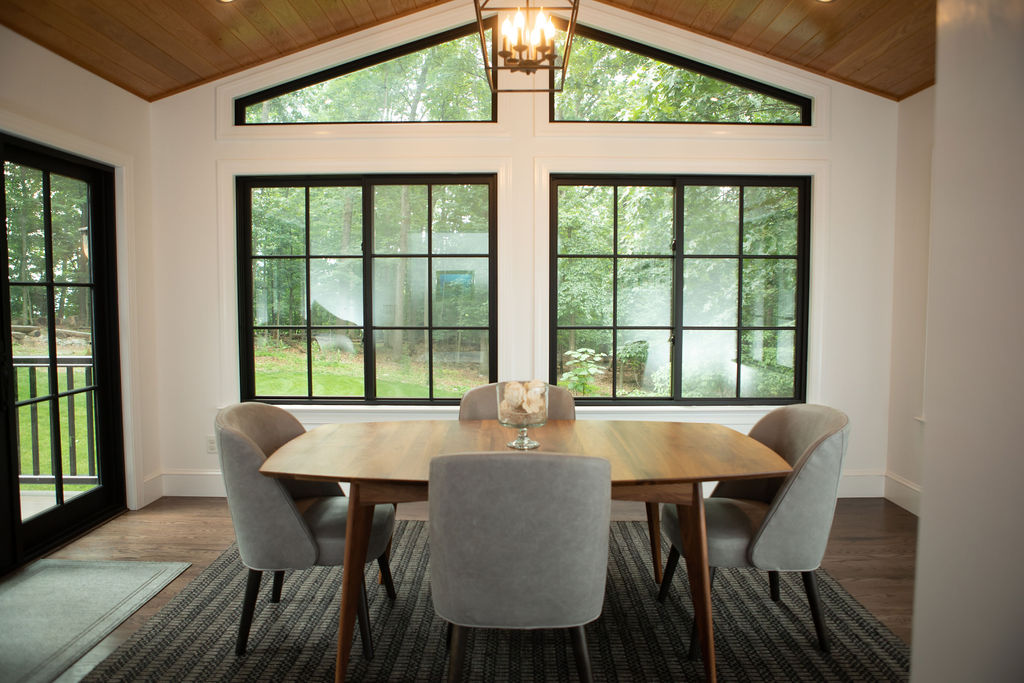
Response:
[363,180,376,401]
[672,179,685,401]
[305,187,313,399]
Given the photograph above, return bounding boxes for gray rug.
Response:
[85,522,909,681]
[0,559,189,683]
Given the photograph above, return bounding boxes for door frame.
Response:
[0,132,126,573]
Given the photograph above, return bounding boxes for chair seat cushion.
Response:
[661,498,770,568]
[298,497,396,566]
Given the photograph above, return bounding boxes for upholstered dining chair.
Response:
[429,452,611,683]
[458,382,576,421]
[215,402,397,657]
[657,404,850,657]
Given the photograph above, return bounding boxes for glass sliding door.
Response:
[1,134,124,572]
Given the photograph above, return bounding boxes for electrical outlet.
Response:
[206,435,218,454]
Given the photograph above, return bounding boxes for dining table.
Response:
[259,418,791,682]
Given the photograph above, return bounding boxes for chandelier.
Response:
[473,1,580,93]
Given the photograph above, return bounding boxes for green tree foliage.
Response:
[245,33,492,123]
[555,35,803,123]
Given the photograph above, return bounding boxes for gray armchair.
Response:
[458,382,576,421]
[657,404,850,656]
[215,402,397,657]
[429,453,610,682]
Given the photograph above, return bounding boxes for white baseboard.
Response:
[158,469,227,497]
[884,471,921,515]
[836,470,886,498]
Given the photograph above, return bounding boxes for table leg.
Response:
[676,485,716,682]
[335,482,374,683]
[645,502,663,584]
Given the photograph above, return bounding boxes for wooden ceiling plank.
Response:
[746,2,807,55]
[831,16,934,85]
[691,0,735,35]
[88,0,224,78]
[659,0,703,26]
[230,0,298,56]
[708,0,763,39]
[813,0,933,73]
[726,0,792,47]
[311,0,358,33]
[0,0,168,99]
[285,0,340,41]
[340,0,377,26]
[785,0,891,65]
[258,0,319,46]
[156,0,259,66]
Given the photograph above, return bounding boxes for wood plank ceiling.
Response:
[0,0,934,103]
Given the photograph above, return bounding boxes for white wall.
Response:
[142,0,901,500]
[911,1,1024,680]
[0,26,158,509]
[885,88,935,515]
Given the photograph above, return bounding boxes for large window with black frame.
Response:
[237,175,497,403]
[550,175,809,403]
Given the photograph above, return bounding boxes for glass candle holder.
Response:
[496,380,548,450]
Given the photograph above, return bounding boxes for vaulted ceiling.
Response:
[0,0,935,103]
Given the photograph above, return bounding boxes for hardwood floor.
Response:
[44,496,916,681]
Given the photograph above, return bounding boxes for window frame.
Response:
[549,24,812,126]
[237,173,498,405]
[233,22,499,126]
[549,173,810,405]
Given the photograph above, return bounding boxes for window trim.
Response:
[233,22,499,126]
[236,173,498,405]
[549,24,812,126]
[549,173,810,405]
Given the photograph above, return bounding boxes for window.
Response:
[235,24,496,125]
[238,175,496,403]
[551,175,808,403]
[552,26,811,124]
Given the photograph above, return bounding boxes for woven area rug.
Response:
[85,521,908,682]
[0,559,189,683]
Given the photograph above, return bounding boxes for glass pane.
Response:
[681,330,737,398]
[10,285,52,396]
[5,161,46,283]
[254,329,308,397]
[312,329,364,397]
[615,330,672,398]
[557,258,613,326]
[432,184,489,255]
[54,286,93,359]
[433,258,488,327]
[310,258,362,326]
[617,186,674,255]
[252,187,306,256]
[50,174,91,284]
[433,330,490,398]
[555,330,612,398]
[683,186,739,255]
[557,186,613,255]
[373,257,428,327]
[554,34,805,123]
[310,186,362,256]
[617,258,673,327]
[253,259,306,326]
[17,401,57,521]
[60,389,99,498]
[244,31,492,123]
[374,185,428,254]
[375,329,429,398]
[741,330,796,398]
[743,186,799,256]
[742,259,797,327]
[683,258,738,326]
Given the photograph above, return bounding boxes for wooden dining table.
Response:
[260,418,791,682]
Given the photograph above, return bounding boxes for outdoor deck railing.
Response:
[13,356,99,487]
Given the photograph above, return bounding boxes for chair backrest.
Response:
[715,404,850,571]
[215,402,337,570]
[458,383,577,421]
[429,452,610,629]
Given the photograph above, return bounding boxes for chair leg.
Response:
[569,625,594,683]
[357,579,374,660]
[657,546,681,603]
[445,621,453,651]
[236,569,262,656]
[802,570,830,653]
[687,567,716,661]
[378,553,397,600]
[270,570,285,603]
[769,570,780,602]
[447,624,468,683]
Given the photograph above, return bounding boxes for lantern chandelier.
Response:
[473,1,580,93]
